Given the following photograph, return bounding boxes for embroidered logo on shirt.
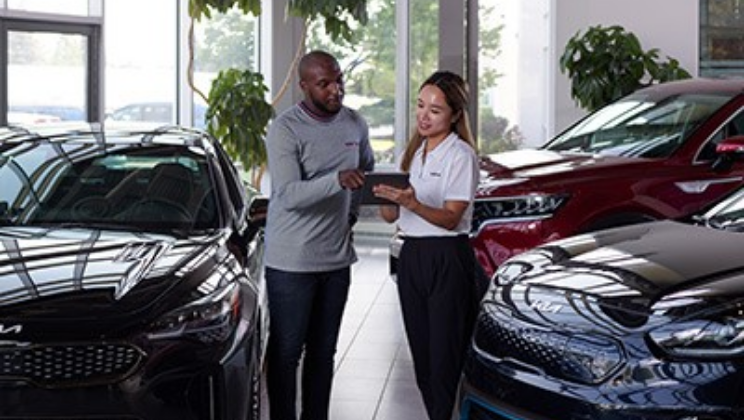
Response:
[429,172,442,177]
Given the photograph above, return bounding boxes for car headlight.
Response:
[648,308,744,359]
[148,282,241,344]
[492,260,532,287]
[472,193,569,233]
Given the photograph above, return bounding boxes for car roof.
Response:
[633,77,744,101]
[0,122,213,150]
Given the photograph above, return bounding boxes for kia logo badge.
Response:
[0,324,22,334]
[529,300,562,314]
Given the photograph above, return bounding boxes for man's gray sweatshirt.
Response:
[263,103,375,272]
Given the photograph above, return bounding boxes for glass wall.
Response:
[7,29,88,123]
[305,0,440,168]
[103,0,177,126]
[306,0,399,167]
[409,0,439,145]
[7,0,91,16]
[3,0,510,154]
[103,1,258,129]
[192,7,259,128]
[476,1,522,154]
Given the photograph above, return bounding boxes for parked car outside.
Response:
[472,78,744,277]
[9,104,86,122]
[107,102,207,129]
[458,174,744,419]
[0,123,268,420]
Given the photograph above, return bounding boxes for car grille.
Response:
[0,342,144,388]
[473,307,624,384]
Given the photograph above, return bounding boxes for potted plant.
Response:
[559,24,692,112]
[187,0,369,185]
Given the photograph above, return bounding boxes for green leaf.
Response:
[559,24,692,111]
[206,69,275,170]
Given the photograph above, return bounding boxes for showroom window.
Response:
[305,0,438,168]
[191,7,259,128]
[700,0,744,77]
[0,2,102,125]
[6,0,95,16]
[6,23,93,124]
[104,0,177,126]
[103,1,259,129]
[477,1,515,155]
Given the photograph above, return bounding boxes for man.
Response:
[263,50,375,420]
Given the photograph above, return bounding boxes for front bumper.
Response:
[458,345,743,420]
[0,333,259,420]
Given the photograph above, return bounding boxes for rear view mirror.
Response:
[716,135,744,155]
[713,135,744,172]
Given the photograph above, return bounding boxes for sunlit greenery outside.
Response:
[192,0,521,167]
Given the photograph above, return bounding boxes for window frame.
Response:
[0,13,102,125]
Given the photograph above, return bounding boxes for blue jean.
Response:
[265,266,351,420]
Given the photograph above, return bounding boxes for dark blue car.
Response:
[459,182,744,420]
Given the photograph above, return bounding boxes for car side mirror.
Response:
[229,195,269,266]
[248,196,268,228]
[712,135,744,172]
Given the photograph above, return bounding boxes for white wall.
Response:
[550,0,699,137]
[499,0,699,147]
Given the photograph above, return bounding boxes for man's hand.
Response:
[338,169,365,190]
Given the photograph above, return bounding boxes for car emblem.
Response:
[0,324,22,334]
[529,300,562,314]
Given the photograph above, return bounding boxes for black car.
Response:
[458,153,744,419]
[0,124,268,420]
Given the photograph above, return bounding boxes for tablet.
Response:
[360,172,410,205]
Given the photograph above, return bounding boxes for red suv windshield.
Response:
[546,92,734,158]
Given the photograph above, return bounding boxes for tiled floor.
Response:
[260,233,429,420]
[331,236,427,420]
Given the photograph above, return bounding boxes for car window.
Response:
[0,141,219,233]
[546,93,733,158]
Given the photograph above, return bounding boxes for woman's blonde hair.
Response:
[400,71,477,172]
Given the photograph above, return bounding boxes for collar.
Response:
[298,101,339,123]
[416,132,459,159]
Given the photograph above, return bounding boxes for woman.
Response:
[373,70,479,420]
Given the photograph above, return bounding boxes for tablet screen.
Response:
[360,172,410,205]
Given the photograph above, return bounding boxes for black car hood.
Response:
[537,221,744,293]
[0,226,223,322]
[496,221,744,329]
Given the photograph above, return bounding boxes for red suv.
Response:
[472,78,744,277]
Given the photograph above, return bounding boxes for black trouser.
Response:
[265,267,351,420]
[397,235,478,420]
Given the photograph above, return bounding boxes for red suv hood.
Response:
[481,148,631,176]
[478,149,642,193]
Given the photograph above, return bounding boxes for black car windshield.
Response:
[0,141,219,234]
[545,92,733,158]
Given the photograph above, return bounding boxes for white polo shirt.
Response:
[398,132,479,237]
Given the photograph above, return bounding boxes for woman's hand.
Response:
[375,184,468,231]
[373,184,419,211]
